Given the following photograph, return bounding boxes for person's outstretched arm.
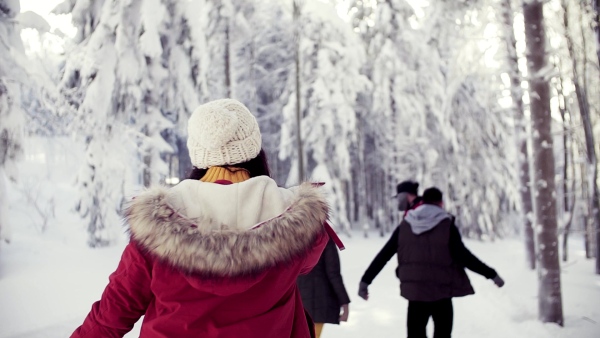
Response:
[449,223,497,279]
[360,226,400,285]
[71,243,153,338]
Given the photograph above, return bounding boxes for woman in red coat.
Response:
[71,99,330,338]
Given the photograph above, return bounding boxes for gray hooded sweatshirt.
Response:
[404,204,451,235]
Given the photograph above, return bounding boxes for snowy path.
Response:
[1,232,599,338]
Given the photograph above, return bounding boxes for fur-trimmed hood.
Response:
[125,176,329,281]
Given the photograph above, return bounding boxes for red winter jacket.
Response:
[71,178,330,338]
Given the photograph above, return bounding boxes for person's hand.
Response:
[339,304,349,322]
[492,274,505,287]
[358,282,369,300]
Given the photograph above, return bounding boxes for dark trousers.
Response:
[407,298,453,338]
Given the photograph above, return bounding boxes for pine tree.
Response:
[348,0,418,233]
[56,0,210,246]
[279,1,369,231]
[243,1,296,185]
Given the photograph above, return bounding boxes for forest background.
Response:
[1,0,599,329]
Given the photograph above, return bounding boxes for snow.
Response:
[16,11,50,33]
[50,0,75,15]
[139,0,164,58]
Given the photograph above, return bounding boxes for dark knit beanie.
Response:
[396,180,419,196]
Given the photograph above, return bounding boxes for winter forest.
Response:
[1,0,600,337]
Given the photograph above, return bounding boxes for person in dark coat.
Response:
[358,187,505,338]
[394,180,423,217]
[357,179,422,299]
[298,238,350,338]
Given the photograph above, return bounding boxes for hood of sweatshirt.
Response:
[404,204,451,235]
[124,176,329,295]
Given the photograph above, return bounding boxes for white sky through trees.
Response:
[20,0,75,35]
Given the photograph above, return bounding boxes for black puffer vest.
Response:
[396,218,474,302]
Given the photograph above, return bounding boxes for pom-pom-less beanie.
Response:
[187,99,261,169]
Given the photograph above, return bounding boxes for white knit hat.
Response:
[187,99,262,169]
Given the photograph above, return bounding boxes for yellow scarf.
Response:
[200,166,250,183]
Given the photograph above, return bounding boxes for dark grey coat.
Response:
[297,239,351,324]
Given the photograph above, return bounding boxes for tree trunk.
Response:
[593,172,600,273]
[581,159,593,258]
[501,0,536,270]
[142,127,152,187]
[224,18,232,98]
[176,136,192,179]
[523,0,564,326]
[389,76,399,231]
[0,167,9,244]
[592,0,600,71]
[293,0,304,184]
[355,124,367,225]
[556,68,573,262]
[344,179,352,227]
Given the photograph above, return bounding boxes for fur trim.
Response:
[126,182,329,278]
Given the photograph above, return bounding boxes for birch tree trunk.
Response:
[501,0,536,269]
[522,0,564,325]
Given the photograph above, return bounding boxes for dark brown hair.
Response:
[187,149,271,180]
[423,187,443,204]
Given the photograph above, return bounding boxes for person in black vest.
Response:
[298,238,350,338]
[358,187,505,338]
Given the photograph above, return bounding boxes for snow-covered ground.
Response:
[1,226,599,337]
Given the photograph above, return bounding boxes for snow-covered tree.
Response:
[278,1,369,231]
[538,0,600,269]
[203,0,296,184]
[55,0,210,246]
[347,0,520,237]
[558,0,600,269]
[435,4,522,238]
[498,0,536,268]
[0,0,27,243]
[235,0,296,184]
[347,0,420,233]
